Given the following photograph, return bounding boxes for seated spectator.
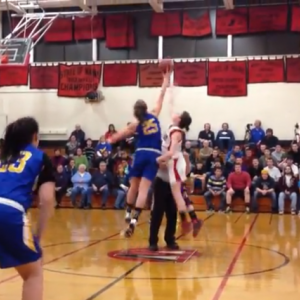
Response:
[91,161,114,208]
[84,138,96,167]
[199,140,213,163]
[190,161,206,193]
[248,158,263,183]
[216,123,235,152]
[278,166,298,214]
[54,164,69,208]
[279,156,299,177]
[264,158,281,183]
[74,148,89,169]
[225,145,243,162]
[207,159,223,176]
[259,148,275,167]
[235,157,247,171]
[205,149,223,171]
[70,164,92,208]
[96,135,112,157]
[256,143,267,158]
[64,158,77,186]
[224,154,236,177]
[114,164,129,209]
[243,147,254,169]
[261,128,278,150]
[252,169,276,212]
[96,150,115,172]
[198,123,215,148]
[226,163,251,213]
[288,143,300,165]
[105,124,117,140]
[65,135,79,157]
[272,144,286,165]
[185,141,196,168]
[204,167,226,212]
[51,149,66,170]
[249,120,265,146]
[70,124,85,148]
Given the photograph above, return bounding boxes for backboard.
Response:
[0,38,31,64]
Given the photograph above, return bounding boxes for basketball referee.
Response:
[148,152,191,251]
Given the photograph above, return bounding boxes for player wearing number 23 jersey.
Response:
[129,112,162,181]
[0,118,55,270]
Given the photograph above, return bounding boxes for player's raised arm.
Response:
[151,71,171,117]
[108,121,138,144]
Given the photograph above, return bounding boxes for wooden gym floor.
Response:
[0,210,299,300]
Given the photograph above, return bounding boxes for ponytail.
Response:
[1,117,39,162]
[134,99,147,124]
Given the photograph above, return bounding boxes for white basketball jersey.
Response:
[162,125,183,159]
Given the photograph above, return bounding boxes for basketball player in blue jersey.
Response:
[109,71,171,237]
[0,117,55,300]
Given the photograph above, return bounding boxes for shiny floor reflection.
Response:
[0,210,299,300]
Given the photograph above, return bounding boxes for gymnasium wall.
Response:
[0,4,300,140]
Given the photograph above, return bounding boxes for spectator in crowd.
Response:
[259,148,274,167]
[204,167,226,212]
[190,161,206,193]
[256,143,267,158]
[65,135,80,157]
[248,158,263,183]
[185,141,196,168]
[226,163,251,213]
[70,164,92,208]
[235,157,247,171]
[264,158,281,183]
[207,159,223,176]
[261,128,278,150]
[70,124,85,148]
[120,122,136,151]
[113,164,129,209]
[278,165,298,215]
[216,123,235,152]
[225,145,243,161]
[272,144,286,165]
[51,149,66,170]
[206,149,223,172]
[249,120,265,146]
[96,150,115,172]
[96,135,112,157]
[224,154,236,177]
[252,169,276,212]
[84,138,96,167]
[243,147,254,169]
[279,156,299,176]
[91,161,114,209]
[65,158,77,186]
[288,143,300,165]
[105,124,117,140]
[199,140,213,163]
[198,123,215,147]
[74,148,89,169]
[54,164,69,208]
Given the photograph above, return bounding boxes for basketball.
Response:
[158,58,173,73]
[1,55,8,64]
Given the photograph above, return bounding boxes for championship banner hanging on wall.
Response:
[58,64,102,97]
[291,6,300,32]
[150,12,181,37]
[207,61,247,97]
[74,16,104,40]
[0,65,29,86]
[248,59,284,83]
[139,63,163,87]
[248,5,288,33]
[30,65,59,89]
[286,57,300,83]
[174,61,207,87]
[182,11,212,37]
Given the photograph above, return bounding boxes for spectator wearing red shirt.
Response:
[226,163,251,213]
[104,124,117,140]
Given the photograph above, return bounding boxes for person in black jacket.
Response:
[288,143,300,166]
[54,164,69,208]
[198,123,215,148]
[260,129,278,151]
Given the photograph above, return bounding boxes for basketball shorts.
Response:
[0,204,42,269]
[168,155,186,184]
[129,150,159,182]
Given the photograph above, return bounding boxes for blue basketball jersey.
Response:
[135,113,162,151]
[0,144,45,212]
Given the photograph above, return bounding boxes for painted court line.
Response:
[211,214,259,300]
[0,221,147,285]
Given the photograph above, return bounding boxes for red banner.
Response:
[44,18,73,42]
[174,61,206,87]
[139,63,163,87]
[58,64,102,97]
[248,59,284,83]
[30,65,58,89]
[208,61,247,97]
[105,14,135,48]
[12,17,40,40]
[150,12,181,37]
[182,11,211,37]
[286,57,300,83]
[216,8,248,35]
[291,6,300,32]
[249,5,288,33]
[103,63,137,87]
[74,16,104,40]
[0,65,28,86]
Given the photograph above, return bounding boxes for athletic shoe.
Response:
[166,242,180,250]
[279,210,284,215]
[148,244,159,251]
[125,212,131,223]
[225,206,232,214]
[245,207,250,214]
[124,223,135,238]
[181,220,191,235]
[291,209,296,215]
